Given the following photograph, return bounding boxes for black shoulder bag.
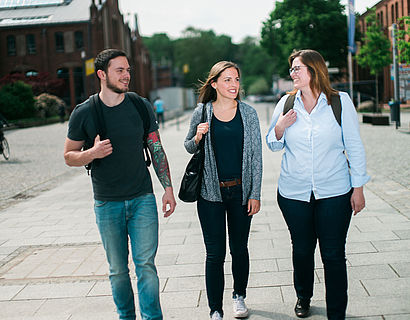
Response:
[178,105,207,202]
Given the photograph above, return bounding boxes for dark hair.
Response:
[288,49,338,102]
[197,61,242,104]
[94,49,128,77]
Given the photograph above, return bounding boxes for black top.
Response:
[67,94,158,201]
[211,107,244,181]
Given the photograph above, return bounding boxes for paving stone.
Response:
[160,290,201,308]
[347,251,410,266]
[361,278,410,296]
[389,262,410,277]
[163,275,204,292]
[34,296,115,318]
[14,282,95,300]
[0,299,45,318]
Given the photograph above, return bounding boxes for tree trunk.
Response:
[375,73,379,113]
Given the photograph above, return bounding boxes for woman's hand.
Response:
[351,187,365,215]
[247,199,260,216]
[195,122,209,144]
[275,109,297,140]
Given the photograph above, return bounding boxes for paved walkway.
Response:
[0,104,409,320]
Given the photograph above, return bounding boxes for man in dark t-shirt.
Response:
[64,49,176,320]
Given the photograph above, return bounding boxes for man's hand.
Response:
[92,135,113,159]
[162,187,176,217]
[247,199,260,216]
[351,187,365,215]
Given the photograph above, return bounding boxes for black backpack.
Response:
[84,92,151,174]
[283,93,342,126]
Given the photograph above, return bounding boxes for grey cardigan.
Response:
[184,100,262,205]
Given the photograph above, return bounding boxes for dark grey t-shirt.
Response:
[67,94,159,201]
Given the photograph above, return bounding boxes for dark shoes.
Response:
[294,299,310,318]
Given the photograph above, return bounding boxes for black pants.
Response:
[156,112,164,126]
[277,189,353,320]
[197,185,252,316]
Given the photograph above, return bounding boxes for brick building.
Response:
[357,0,410,104]
[0,0,153,110]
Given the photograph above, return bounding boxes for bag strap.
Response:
[198,103,207,149]
[91,93,107,139]
[330,94,342,126]
[283,94,296,115]
[85,93,105,173]
[283,93,341,126]
[126,92,151,167]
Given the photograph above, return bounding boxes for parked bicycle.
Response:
[0,134,10,160]
[0,113,10,160]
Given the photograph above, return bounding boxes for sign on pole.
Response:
[348,0,356,54]
[85,58,95,76]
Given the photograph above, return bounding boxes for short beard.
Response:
[106,77,129,94]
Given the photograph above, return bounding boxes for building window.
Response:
[381,10,384,26]
[74,31,84,50]
[395,2,398,21]
[55,32,64,52]
[7,35,16,56]
[391,4,394,23]
[26,34,36,54]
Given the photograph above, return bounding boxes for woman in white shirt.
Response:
[266,49,370,320]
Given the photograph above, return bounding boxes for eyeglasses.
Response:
[289,65,308,75]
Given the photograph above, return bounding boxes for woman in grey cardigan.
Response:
[184,61,262,320]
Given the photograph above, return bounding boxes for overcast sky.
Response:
[119,0,380,43]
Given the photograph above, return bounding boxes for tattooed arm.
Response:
[147,130,176,217]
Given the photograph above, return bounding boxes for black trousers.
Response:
[197,185,252,316]
[277,189,353,320]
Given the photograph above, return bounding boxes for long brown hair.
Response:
[288,49,338,103]
[197,61,242,104]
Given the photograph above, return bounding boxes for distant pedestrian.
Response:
[64,49,176,320]
[184,61,262,320]
[153,96,165,127]
[58,103,66,123]
[266,49,370,319]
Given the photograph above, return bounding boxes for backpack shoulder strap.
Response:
[126,92,150,137]
[85,94,104,174]
[283,94,296,115]
[90,93,107,139]
[126,92,152,167]
[330,94,342,127]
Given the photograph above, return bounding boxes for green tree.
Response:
[396,16,410,64]
[173,27,237,87]
[356,9,391,112]
[236,37,274,95]
[142,33,174,65]
[261,0,347,78]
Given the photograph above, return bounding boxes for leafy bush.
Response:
[34,93,66,119]
[0,81,36,120]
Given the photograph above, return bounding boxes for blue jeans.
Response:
[197,185,252,317]
[94,193,162,320]
[277,189,353,320]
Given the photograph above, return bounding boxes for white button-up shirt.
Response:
[266,91,370,202]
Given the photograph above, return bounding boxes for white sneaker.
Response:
[233,294,249,318]
[211,311,223,320]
